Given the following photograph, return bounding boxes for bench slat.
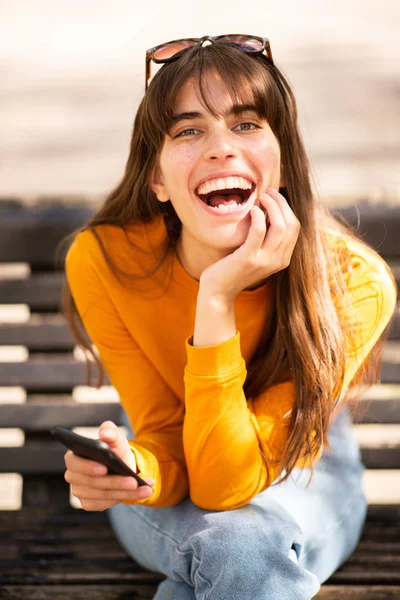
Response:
[0,586,158,600]
[0,504,398,590]
[0,274,399,321]
[1,584,400,600]
[0,274,65,310]
[0,202,93,267]
[1,525,400,559]
[380,362,400,383]
[0,357,109,389]
[0,317,80,350]
[331,203,400,260]
[360,448,400,469]
[0,401,122,429]
[1,395,400,429]
[0,443,398,473]
[2,314,399,346]
[1,357,399,388]
[1,201,399,263]
[355,396,400,424]
[0,314,398,353]
[319,586,400,598]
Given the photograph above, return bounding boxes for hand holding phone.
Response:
[52,423,155,511]
[51,426,149,486]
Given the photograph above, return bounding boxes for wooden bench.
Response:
[0,197,399,599]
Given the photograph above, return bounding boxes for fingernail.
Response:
[145,478,155,486]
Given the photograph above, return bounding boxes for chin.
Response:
[204,220,251,254]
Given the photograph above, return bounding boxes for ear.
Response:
[150,165,169,203]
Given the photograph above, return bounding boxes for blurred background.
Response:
[1,0,399,202]
[0,0,399,511]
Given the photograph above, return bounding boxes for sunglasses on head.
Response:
[145,34,274,90]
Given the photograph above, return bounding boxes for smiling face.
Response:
[151,70,284,280]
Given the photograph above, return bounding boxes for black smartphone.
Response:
[51,426,149,487]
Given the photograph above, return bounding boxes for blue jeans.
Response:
[108,407,367,599]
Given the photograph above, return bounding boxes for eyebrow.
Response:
[170,103,260,126]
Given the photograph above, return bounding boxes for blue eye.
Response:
[235,122,259,131]
[175,121,260,138]
[176,128,199,137]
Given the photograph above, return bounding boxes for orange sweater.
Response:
[65,215,397,510]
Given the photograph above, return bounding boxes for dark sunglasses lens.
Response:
[214,35,263,52]
[153,40,198,61]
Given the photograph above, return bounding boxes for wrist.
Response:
[193,288,236,347]
[198,279,238,308]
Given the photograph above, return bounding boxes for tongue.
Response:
[208,193,243,207]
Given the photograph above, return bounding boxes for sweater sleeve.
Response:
[183,249,397,512]
[335,247,398,395]
[65,235,189,508]
[184,332,274,511]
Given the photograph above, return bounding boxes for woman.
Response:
[61,36,397,599]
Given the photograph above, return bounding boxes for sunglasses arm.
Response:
[145,56,151,91]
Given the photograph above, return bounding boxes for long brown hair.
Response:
[58,43,396,484]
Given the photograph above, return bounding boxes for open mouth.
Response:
[196,184,255,207]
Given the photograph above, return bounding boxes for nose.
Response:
[203,129,239,162]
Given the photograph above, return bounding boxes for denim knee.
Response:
[174,502,320,600]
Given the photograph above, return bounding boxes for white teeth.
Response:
[196,176,253,196]
[209,202,242,212]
